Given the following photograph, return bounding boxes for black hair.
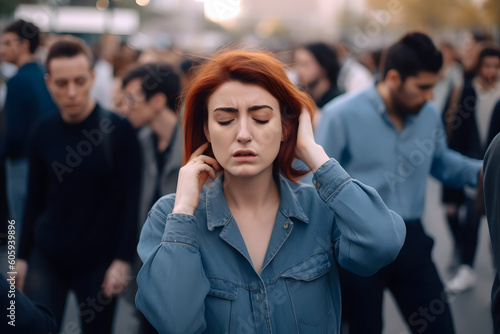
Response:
[302,43,340,85]
[4,19,40,54]
[381,32,443,82]
[45,37,93,73]
[471,29,493,43]
[122,63,181,112]
[477,46,500,68]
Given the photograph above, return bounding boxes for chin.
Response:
[225,168,260,178]
[224,163,273,179]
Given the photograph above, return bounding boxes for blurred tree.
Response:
[483,0,500,28]
[365,0,495,30]
[0,0,17,16]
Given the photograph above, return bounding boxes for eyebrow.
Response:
[213,105,274,113]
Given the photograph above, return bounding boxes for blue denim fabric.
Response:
[136,159,406,334]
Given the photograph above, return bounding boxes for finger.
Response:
[197,164,217,180]
[300,108,311,122]
[101,277,111,295]
[189,142,210,161]
[194,155,221,171]
[103,282,113,298]
[101,285,109,298]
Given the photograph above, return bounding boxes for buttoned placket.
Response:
[395,117,416,208]
[206,173,308,333]
[255,217,294,334]
[218,213,295,333]
[381,107,410,209]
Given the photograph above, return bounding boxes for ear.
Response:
[150,92,167,111]
[386,69,402,88]
[281,119,292,142]
[89,69,96,86]
[19,39,31,54]
[204,123,211,143]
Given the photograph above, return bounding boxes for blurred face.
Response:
[0,32,24,64]
[294,48,325,88]
[390,71,439,116]
[478,56,500,85]
[45,54,95,124]
[460,33,480,72]
[112,77,127,116]
[205,81,283,179]
[122,78,158,128]
[440,45,455,68]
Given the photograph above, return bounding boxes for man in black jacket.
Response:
[15,36,141,333]
[444,45,500,294]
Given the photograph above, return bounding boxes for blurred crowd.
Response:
[0,18,499,334]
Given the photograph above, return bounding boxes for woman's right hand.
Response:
[172,143,221,215]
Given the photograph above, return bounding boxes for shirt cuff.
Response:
[469,161,483,187]
[162,213,200,249]
[312,158,352,202]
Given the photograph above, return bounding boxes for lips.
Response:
[233,150,257,162]
[233,150,257,157]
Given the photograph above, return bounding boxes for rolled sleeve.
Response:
[312,158,352,202]
[162,213,200,250]
[313,159,406,277]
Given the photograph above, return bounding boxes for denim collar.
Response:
[205,174,310,231]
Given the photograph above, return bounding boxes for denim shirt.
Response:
[136,159,406,334]
[316,85,482,220]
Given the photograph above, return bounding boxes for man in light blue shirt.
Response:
[316,32,482,334]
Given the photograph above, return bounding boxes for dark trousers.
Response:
[459,197,482,266]
[340,220,455,334]
[24,248,117,334]
[445,196,483,267]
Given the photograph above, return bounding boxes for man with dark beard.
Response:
[315,32,482,333]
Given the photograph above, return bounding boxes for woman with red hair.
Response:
[136,50,405,333]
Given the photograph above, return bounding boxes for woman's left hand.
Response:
[295,108,329,173]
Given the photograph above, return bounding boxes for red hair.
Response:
[182,50,316,183]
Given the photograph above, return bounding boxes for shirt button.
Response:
[256,294,259,301]
[283,222,289,229]
[315,181,320,188]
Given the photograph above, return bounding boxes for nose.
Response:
[68,82,76,98]
[236,118,252,143]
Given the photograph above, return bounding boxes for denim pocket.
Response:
[205,277,238,333]
[281,252,334,327]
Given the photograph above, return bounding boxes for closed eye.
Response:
[218,120,234,126]
[254,119,269,124]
